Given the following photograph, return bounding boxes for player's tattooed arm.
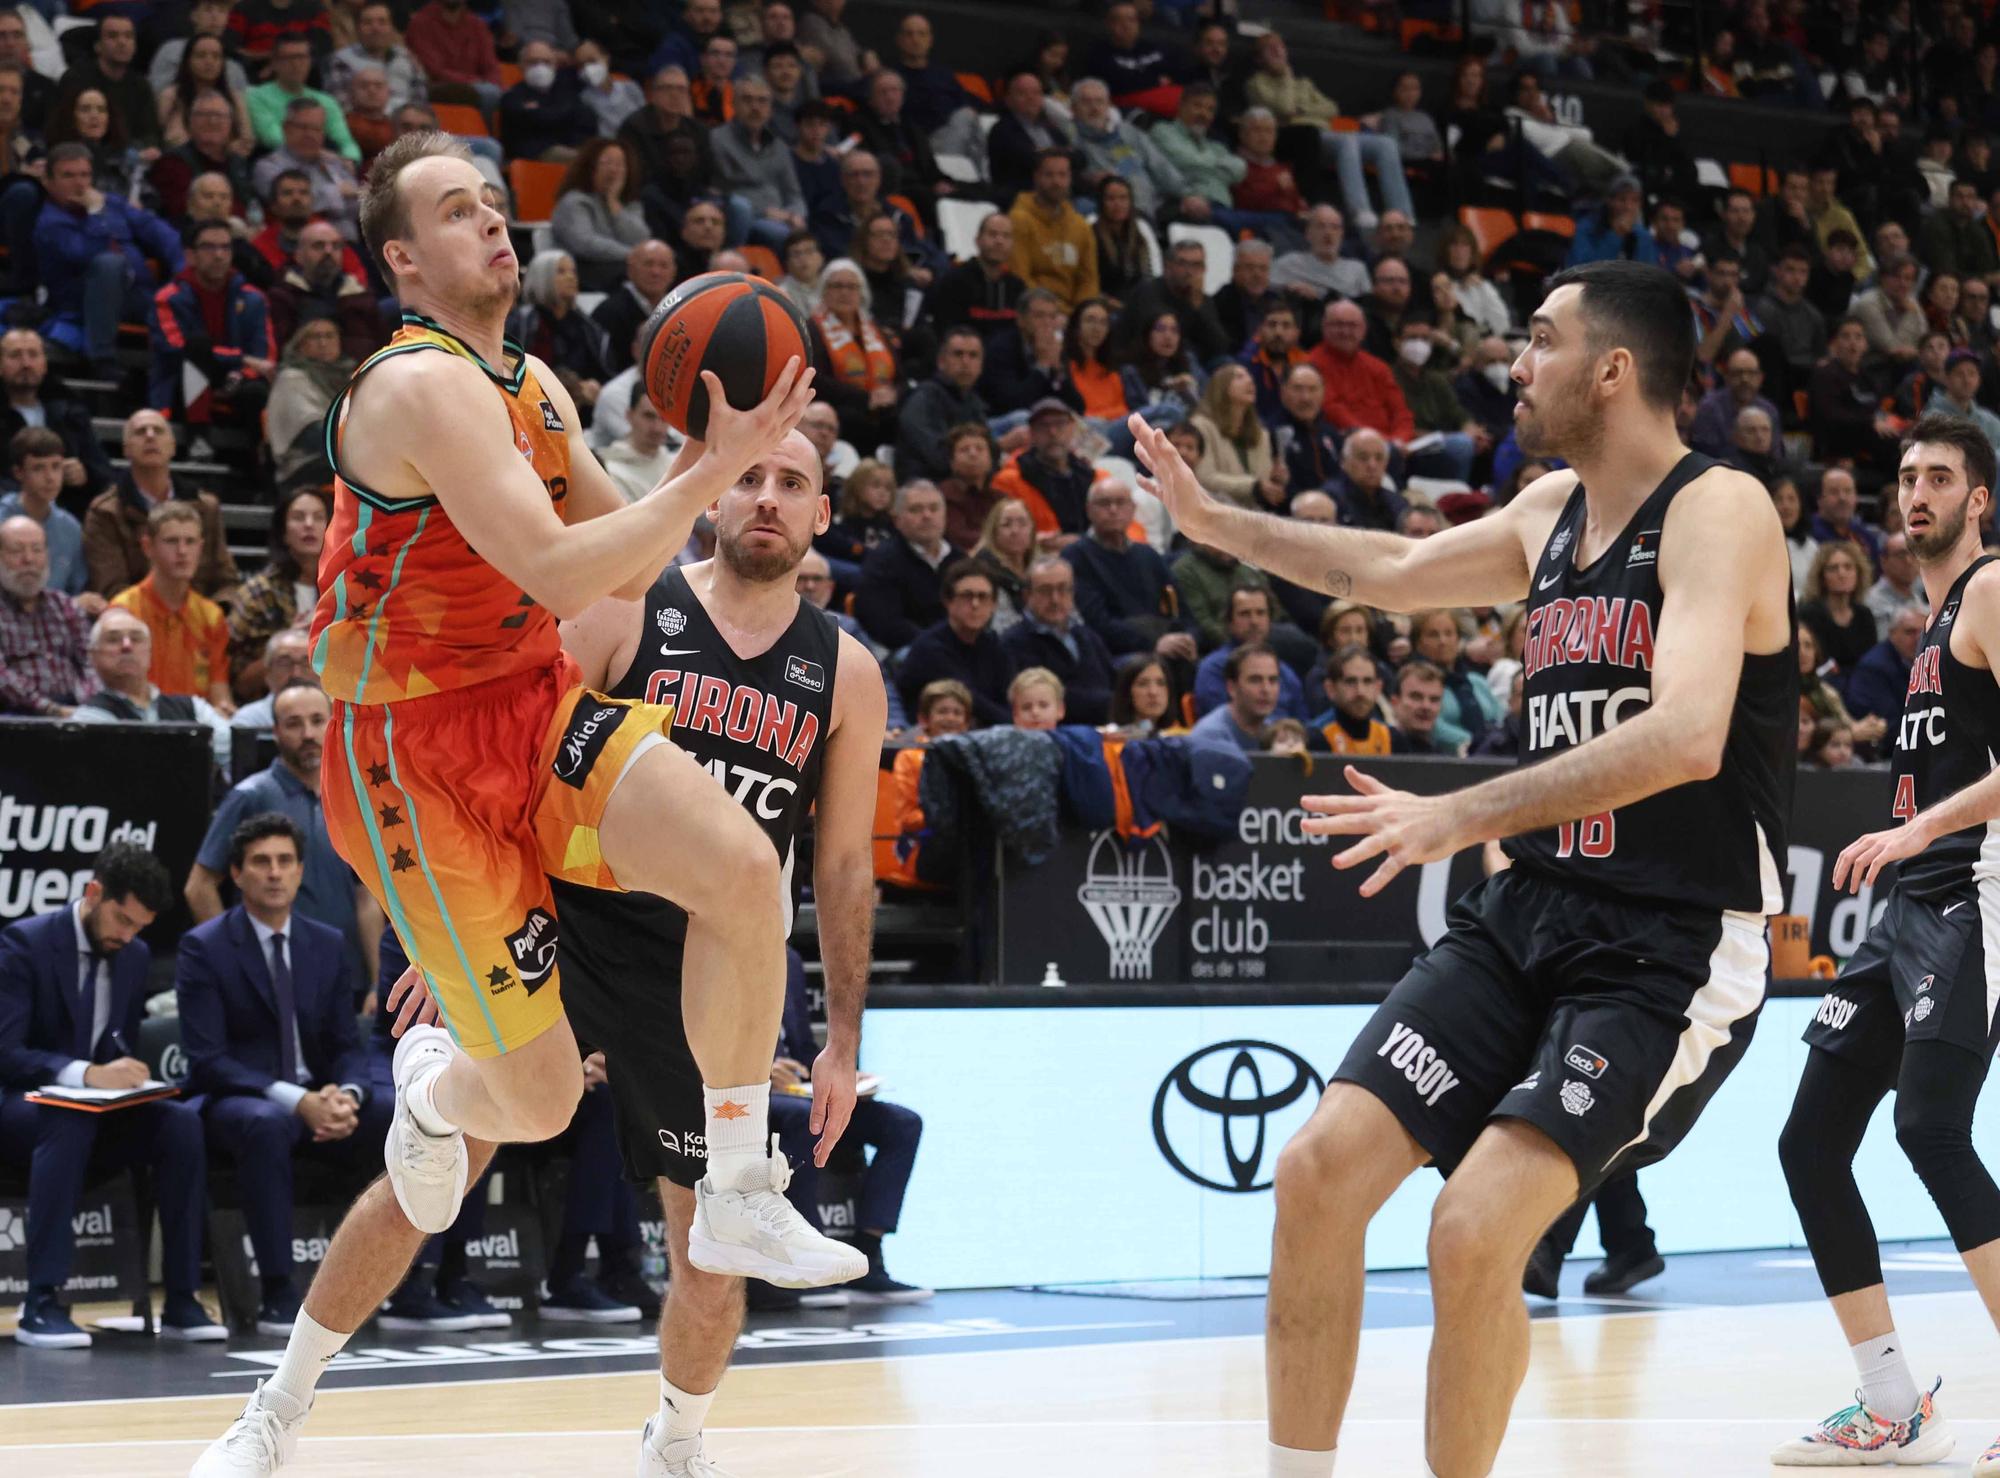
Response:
[1126,414,1548,611]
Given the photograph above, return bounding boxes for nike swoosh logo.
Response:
[659,646,701,657]
[1943,901,1967,916]
[1538,573,1563,590]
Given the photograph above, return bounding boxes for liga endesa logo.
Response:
[1152,1041,1323,1193]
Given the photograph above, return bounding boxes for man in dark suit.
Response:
[854,480,955,651]
[176,814,381,1335]
[1000,556,1117,725]
[0,843,222,1346]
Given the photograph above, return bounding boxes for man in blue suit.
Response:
[0,843,223,1347]
[176,813,381,1335]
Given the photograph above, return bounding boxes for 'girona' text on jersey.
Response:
[1521,595,1656,679]
[644,669,822,769]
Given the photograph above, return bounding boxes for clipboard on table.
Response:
[26,1081,180,1113]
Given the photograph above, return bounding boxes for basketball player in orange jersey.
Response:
[191,132,862,1476]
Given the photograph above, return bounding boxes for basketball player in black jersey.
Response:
[552,425,888,1478]
[1131,260,1797,1478]
[1773,417,2000,1473]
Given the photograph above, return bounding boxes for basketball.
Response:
[638,271,814,440]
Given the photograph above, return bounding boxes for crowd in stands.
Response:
[10,0,2000,1341]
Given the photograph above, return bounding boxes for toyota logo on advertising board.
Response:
[1152,1040,1324,1193]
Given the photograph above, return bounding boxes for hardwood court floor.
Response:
[7,1286,2000,1476]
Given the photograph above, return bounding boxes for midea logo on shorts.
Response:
[1153,1040,1323,1193]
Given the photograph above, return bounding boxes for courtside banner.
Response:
[0,719,212,942]
[997,758,1894,986]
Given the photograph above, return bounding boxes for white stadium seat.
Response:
[938,197,990,263]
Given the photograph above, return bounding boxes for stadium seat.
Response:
[1728,162,1777,197]
[530,223,555,256]
[575,290,605,317]
[1326,115,1361,133]
[1458,205,1519,260]
[1522,211,1575,239]
[741,243,783,280]
[935,153,982,184]
[1167,222,1234,296]
[938,197,989,263]
[956,72,994,106]
[1135,216,1164,277]
[507,159,565,224]
[887,193,926,237]
[432,102,489,138]
[498,61,522,87]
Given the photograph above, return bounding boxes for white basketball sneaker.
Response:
[687,1135,868,1288]
[1771,1379,1953,1466]
[189,1381,310,1476]
[385,1025,467,1234]
[637,1418,738,1476]
[1974,1430,2000,1475]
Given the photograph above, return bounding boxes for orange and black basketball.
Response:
[638,271,813,440]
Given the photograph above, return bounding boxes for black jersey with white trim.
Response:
[1890,555,2000,899]
[1502,452,1798,914]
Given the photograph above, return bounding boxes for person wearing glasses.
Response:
[893,558,1017,726]
[69,605,232,767]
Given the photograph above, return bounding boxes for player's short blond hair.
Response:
[360,129,476,285]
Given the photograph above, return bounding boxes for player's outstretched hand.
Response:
[1301,764,1472,897]
[698,360,816,484]
[385,964,441,1037]
[809,1043,857,1167]
[1129,414,1220,546]
[1833,818,1934,893]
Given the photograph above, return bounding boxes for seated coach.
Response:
[176,813,379,1335]
[0,844,223,1346]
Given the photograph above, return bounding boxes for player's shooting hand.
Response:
[808,1045,856,1167]
[697,361,817,485]
[1129,415,1220,546]
[385,965,440,1036]
[1300,765,1472,897]
[1833,818,1935,893]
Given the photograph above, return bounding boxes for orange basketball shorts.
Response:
[325,658,675,1057]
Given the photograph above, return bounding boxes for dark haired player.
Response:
[1132,259,1797,1478]
[1774,416,2000,1474]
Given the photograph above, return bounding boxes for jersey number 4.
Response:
[1555,811,1616,859]
[1893,773,1917,822]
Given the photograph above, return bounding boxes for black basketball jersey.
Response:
[1890,555,2000,898]
[1502,452,1798,914]
[551,564,842,946]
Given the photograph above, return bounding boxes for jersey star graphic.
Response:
[378,804,404,828]
[712,1099,750,1121]
[367,762,392,787]
[390,845,416,873]
[351,569,386,592]
[487,965,513,989]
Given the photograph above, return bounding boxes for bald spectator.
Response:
[1068,77,1191,221]
[591,239,676,376]
[248,36,362,161]
[0,328,115,500]
[1211,239,1280,352]
[1007,150,1099,314]
[267,221,385,363]
[1306,300,1414,446]
[1063,479,1198,662]
[249,170,370,288]
[1690,348,1779,461]
[0,515,95,716]
[1359,256,1417,362]
[231,629,316,730]
[69,607,232,767]
[0,430,90,601]
[252,98,363,243]
[1329,429,1408,532]
[328,3,430,112]
[405,0,504,113]
[82,412,239,602]
[1271,363,1344,493]
[1271,204,1371,306]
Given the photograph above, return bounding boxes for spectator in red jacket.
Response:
[1305,298,1414,445]
[405,0,503,114]
[148,219,276,439]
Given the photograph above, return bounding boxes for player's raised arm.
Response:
[1305,467,1789,893]
[1127,414,1554,612]
[369,355,813,620]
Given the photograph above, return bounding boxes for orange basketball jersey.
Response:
[311,314,573,704]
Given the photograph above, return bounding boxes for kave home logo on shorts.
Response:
[1077,830,1181,980]
[1153,1040,1323,1193]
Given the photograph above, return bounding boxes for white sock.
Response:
[1268,1441,1335,1476]
[265,1310,349,1410]
[654,1375,716,1445]
[1853,1330,1920,1416]
[703,1082,771,1188]
[409,1061,458,1139]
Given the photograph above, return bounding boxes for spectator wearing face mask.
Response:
[500,42,594,161]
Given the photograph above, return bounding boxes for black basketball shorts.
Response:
[1802,884,2000,1073]
[1334,867,1768,1195]
[557,926,708,1190]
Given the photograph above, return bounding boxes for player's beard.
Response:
[719,523,812,583]
[1516,368,1605,463]
[1907,493,1971,561]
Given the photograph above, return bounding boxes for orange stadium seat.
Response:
[1459,206,1519,260]
[506,159,565,223]
[1522,211,1575,239]
[431,103,488,138]
[741,244,783,281]
[1729,162,1777,197]
[498,61,523,88]
[956,72,993,105]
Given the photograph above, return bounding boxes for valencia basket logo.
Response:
[1153,1040,1324,1193]
[1077,830,1182,980]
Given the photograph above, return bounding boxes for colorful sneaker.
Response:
[1770,1379,1953,1466]
[1973,1430,2000,1476]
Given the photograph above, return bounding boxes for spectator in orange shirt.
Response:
[108,502,234,713]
